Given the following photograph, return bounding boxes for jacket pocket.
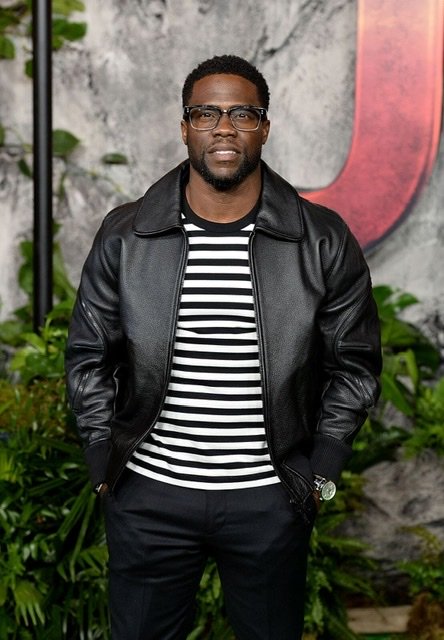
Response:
[71,370,92,411]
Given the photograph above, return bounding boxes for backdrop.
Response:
[0,0,443,338]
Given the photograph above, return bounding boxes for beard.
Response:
[188,147,262,192]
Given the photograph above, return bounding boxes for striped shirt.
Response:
[127,201,279,490]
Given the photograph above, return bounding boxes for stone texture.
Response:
[342,451,444,568]
[0,0,361,310]
[1,0,442,325]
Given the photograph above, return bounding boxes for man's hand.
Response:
[95,482,109,498]
[99,482,109,497]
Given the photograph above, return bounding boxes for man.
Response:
[66,54,381,639]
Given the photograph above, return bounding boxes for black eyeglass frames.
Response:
[183,105,268,131]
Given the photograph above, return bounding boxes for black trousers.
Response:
[104,470,314,640]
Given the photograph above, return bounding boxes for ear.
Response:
[261,120,270,145]
[181,120,188,145]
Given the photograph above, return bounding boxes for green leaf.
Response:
[17,158,32,178]
[432,378,444,403]
[0,34,15,59]
[402,349,419,390]
[392,292,419,311]
[374,285,418,319]
[0,447,16,482]
[0,9,21,31]
[52,18,87,42]
[18,240,33,297]
[19,332,47,351]
[0,124,5,146]
[380,317,418,347]
[101,152,129,165]
[13,579,45,626]
[52,0,85,16]
[52,129,80,158]
[0,319,26,346]
[68,491,96,581]
[52,33,64,51]
[0,13,20,32]
[0,582,7,606]
[372,284,395,309]
[53,243,77,302]
[380,370,414,415]
[413,341,440,373]
[24,58,33,78]
[57,482,92,541]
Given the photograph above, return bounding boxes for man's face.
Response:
[181,74,270,191]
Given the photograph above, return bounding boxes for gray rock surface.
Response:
[342,451,444,568]
[1,0,442,327]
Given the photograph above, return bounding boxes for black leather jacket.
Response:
[65,161,381,514]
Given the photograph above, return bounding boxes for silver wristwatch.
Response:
[313,474,336,501]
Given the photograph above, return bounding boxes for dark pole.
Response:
[32,0,53,331]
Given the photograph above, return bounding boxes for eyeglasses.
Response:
[183,105,268,131]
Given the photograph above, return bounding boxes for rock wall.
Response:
[1,1,442,326]
[0,0,443,568]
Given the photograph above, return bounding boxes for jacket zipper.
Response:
[248,231,295,500]
[111,228,189,489]
[72,370,91,412]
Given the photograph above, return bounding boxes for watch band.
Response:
[313,475,336,501]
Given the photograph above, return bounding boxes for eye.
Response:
[199,109,218,120]
[229,108,261,130]
[232,108,254,121]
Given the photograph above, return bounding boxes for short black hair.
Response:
[182,54,270,110]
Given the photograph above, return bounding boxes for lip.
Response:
[208,145,240,155]
[207,148,240,163]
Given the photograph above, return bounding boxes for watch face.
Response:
[321,480,336,501]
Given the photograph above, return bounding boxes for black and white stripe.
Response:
[127,207,279,490]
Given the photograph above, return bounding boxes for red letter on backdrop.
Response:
[303,0,443,250]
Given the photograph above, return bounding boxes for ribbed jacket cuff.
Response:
[84,439,111,487]
[309,434,353,483]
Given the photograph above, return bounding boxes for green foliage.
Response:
[0,378,109,639]
[52,18,87,50]
[23,58,32,78]
[304,473,377,640]
[0,229,76,374]
[0,34,14,59]
[349,285,443,473]
[399,527,444,602]
[349,416,406,473]
[374,286,439,368]
[52,1,86,16]
[375,285,439,413]
[52,129,81,159]
[0,0,87,178]
[9,306,71,383]
[0,0,129,201]
[403,378,444,456]
[17,158,32,178]
[101,153,129,165]
[0,0,87,68]
[0,7,21,33]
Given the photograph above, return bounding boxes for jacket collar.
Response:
[133,160,304,241]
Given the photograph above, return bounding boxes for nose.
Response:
[213,112,237,135]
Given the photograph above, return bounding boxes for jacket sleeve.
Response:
[309,224,382,482]
[65,219,123,486]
